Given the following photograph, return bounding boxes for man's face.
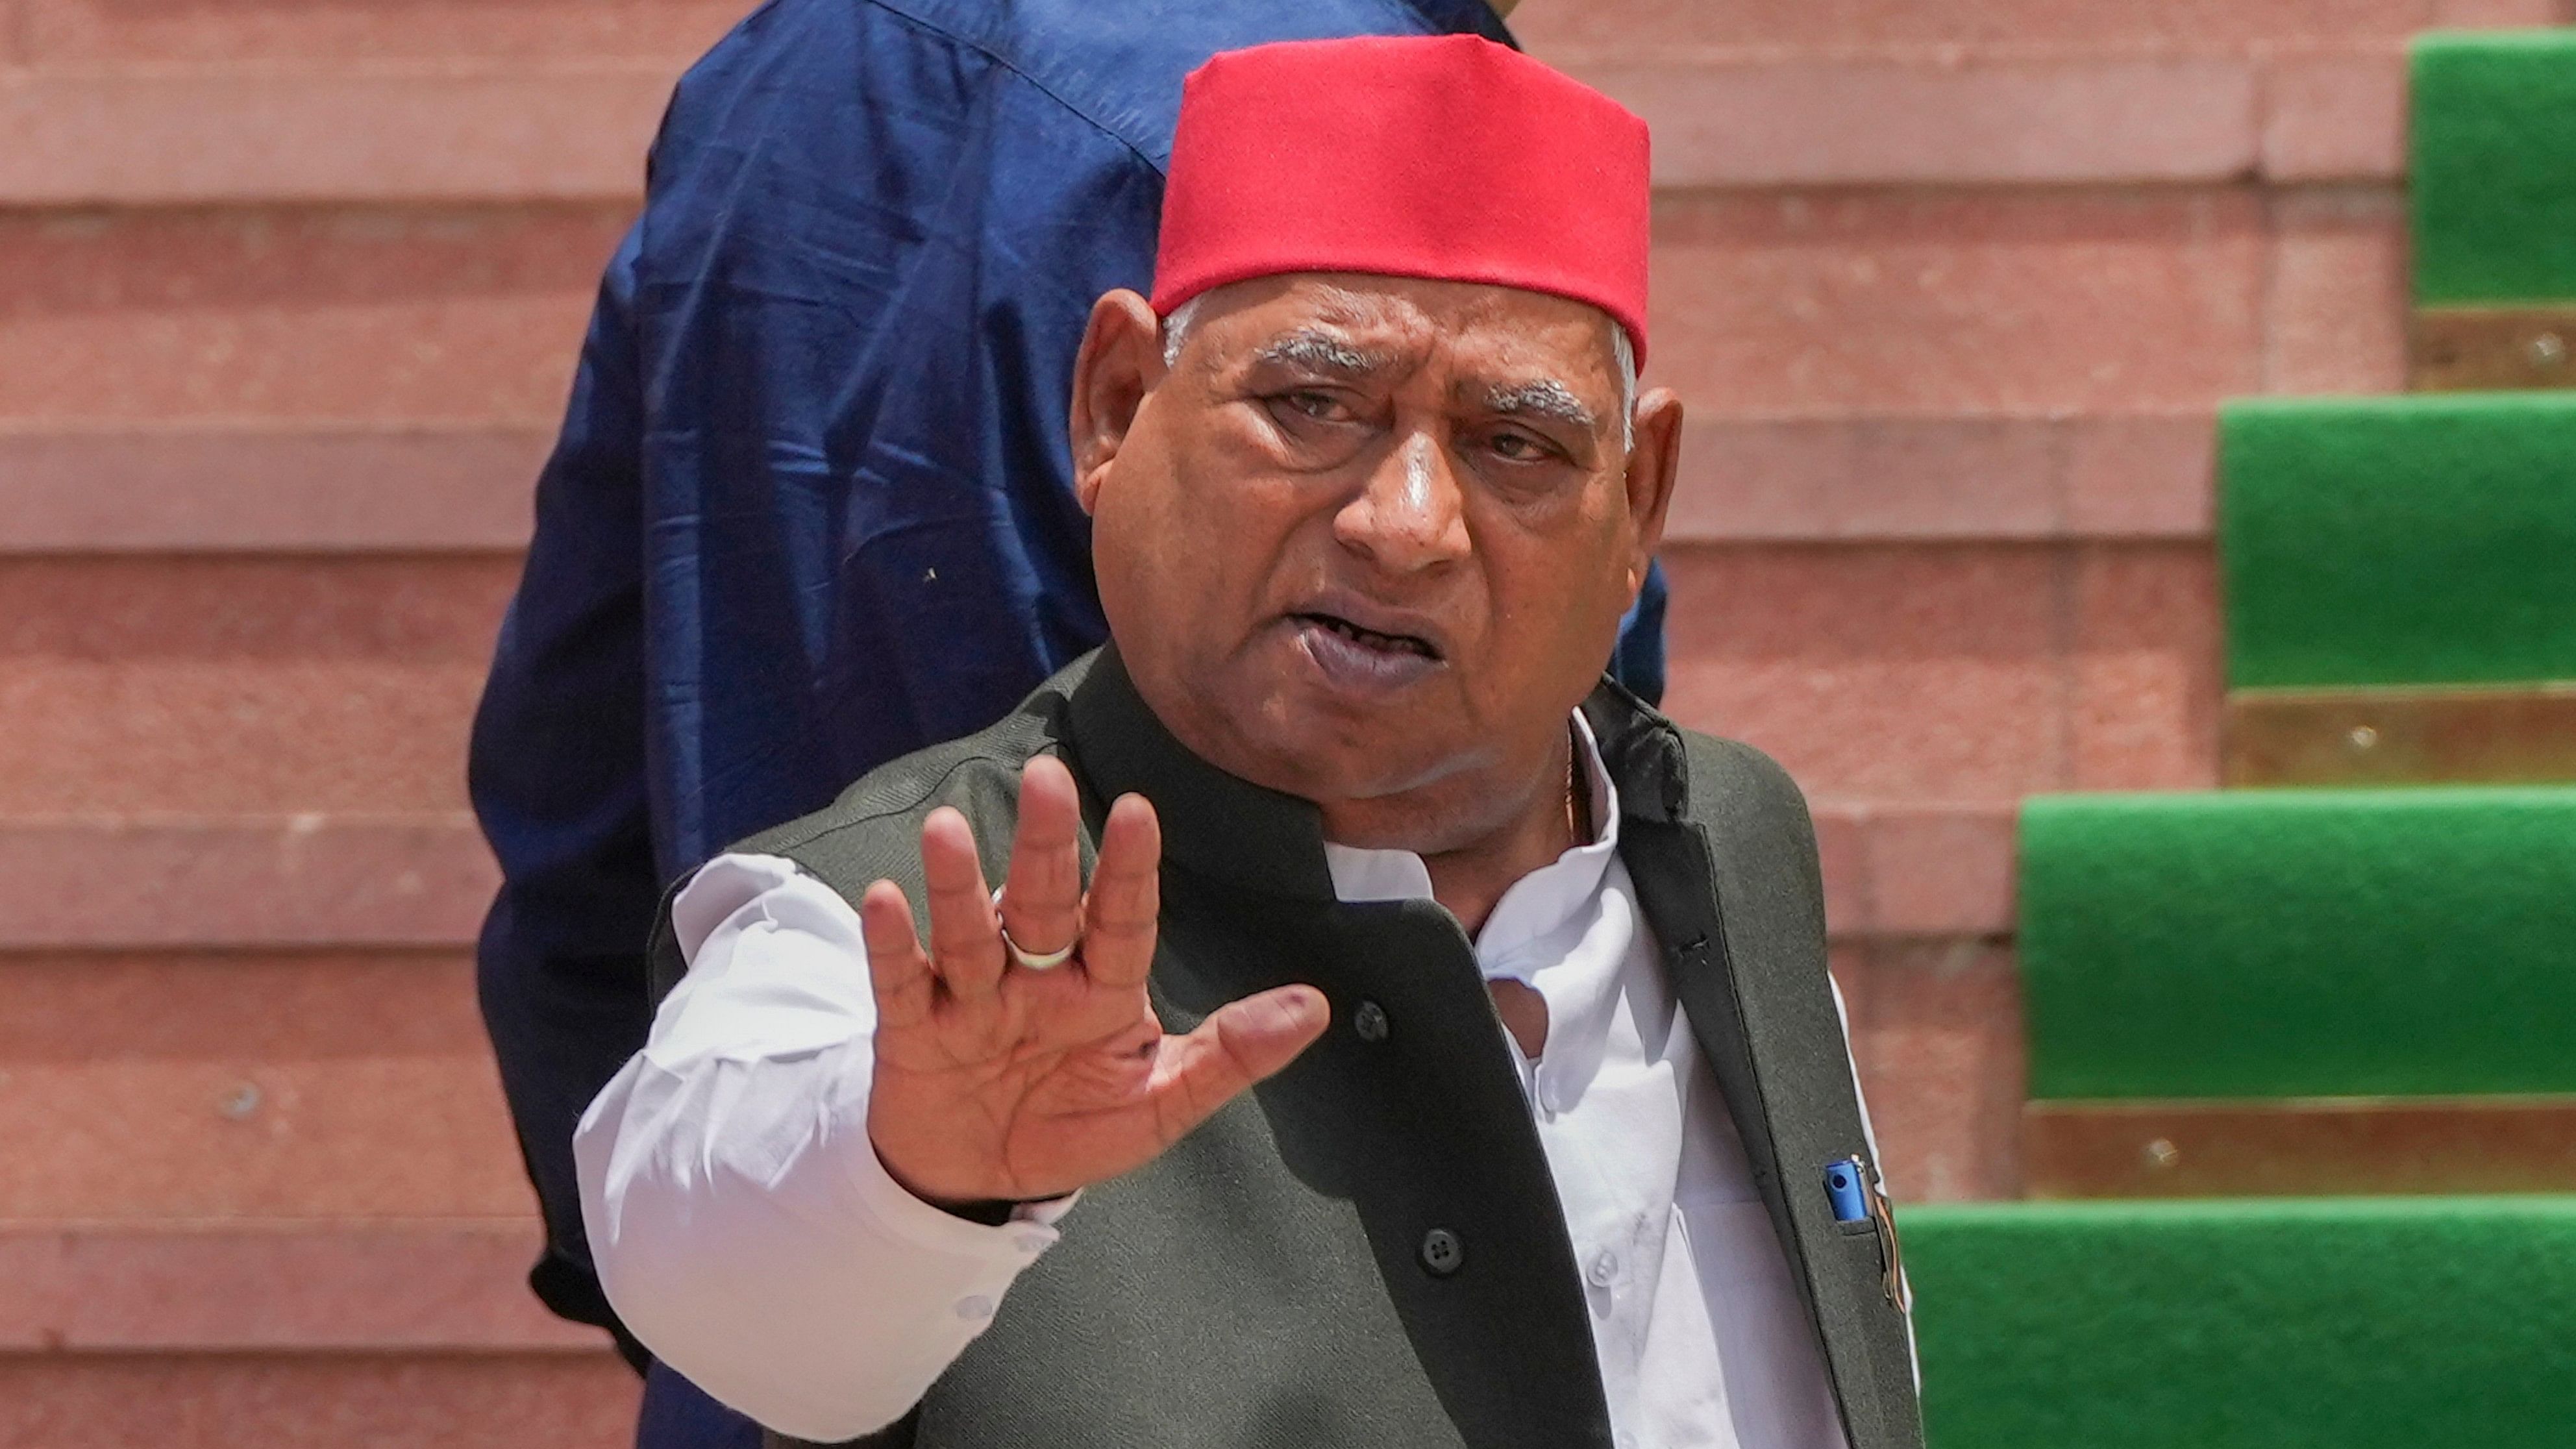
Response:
[1071,273,1681,848]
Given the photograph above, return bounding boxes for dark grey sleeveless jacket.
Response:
[648,649,1924,1449]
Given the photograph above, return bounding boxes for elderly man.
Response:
[578,36,1922,1449]
[473,8,1665,1438]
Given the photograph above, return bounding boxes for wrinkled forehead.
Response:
[1187,272,1628,401]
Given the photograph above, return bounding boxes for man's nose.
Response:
[1332,432,1470,573]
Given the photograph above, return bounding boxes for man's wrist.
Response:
[871,1139,1061,1225]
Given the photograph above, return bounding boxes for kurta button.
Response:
[1587,1248,1621,1288]
[1352,1000,1390,1043]
[1419,1228,1463,1276]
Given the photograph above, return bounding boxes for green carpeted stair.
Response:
[2018,787,2576,1101]
[1940,27,2576,1445]
[2408,29,2576,389]
[1906,1198,2576,1447]
[2220,394,2576,691]
[2412,29,2576,310]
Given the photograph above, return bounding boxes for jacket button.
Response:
[1352,1000,1390,1043]
[1419,1228,1463,1277]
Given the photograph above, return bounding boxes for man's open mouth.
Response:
[1293,612,1441,661]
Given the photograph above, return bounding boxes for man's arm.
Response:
[578,856,1075,1441]
[469,225,665,1350]
[580,762,1328,1439]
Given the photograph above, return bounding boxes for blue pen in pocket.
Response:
[1824,1156,1870,1222]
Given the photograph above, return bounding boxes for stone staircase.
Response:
[6,0,2563,1441]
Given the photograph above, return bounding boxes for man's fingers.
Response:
[1150,985,1330,1145]
[920,806,1005,999]
[1080,793,1161,988]
[857,880,935,1030]
[998,756,1084,960]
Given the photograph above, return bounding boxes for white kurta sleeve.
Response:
[574,853,1072,1443]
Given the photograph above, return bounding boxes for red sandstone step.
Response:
[0,203,623,428]
[0,556,512,814]
[0,946,2016,1228]
[0,187,2399,428]
[1661,542,2222,803]
[0,817,495,950]
[0,49,2434,208]
[0,417,2214,556]
[1599,55,2267,186]
[0,1227,634,1437]
[1832,938,2024,1202]
[0,1354,638,1449]
[1513,0,2565,55]
[0,428,547,554]
[0,804,2019,947]
[1670,414,2212,542]
[0,943,2014,1216]
[0,952,527,1220]
[0,942,2019,1216]
[1654,188,2277,420]
[0,669,484,815]
[0,539,2214,811]
[0,66,674,205]
[0,535,2216,873]
[17,0,2554,68]
[14,0,752,66]
[0,1222,595,1351]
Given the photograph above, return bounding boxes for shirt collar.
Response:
[1324,713,1641,1104]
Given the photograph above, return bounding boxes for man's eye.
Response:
[1489,431,1553,462]
[1280,391,1346,421]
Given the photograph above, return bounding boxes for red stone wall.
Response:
[5,0,2568,1437]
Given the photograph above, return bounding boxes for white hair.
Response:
[1161,294,1206,369]
[1609,324,1637,452]
[1159,296,1637,451]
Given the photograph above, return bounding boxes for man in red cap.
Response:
[575,35,1924,1449]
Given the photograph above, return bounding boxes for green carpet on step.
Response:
[2412,29,2576,304]
[2018,787,2576,1100]
[1905,1198,2576,1449]
[2220,394,2576,689]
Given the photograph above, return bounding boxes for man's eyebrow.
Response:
[1478,378,1600,433]
[1252,329,1386,376]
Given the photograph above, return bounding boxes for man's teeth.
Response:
[1313,615,1433,658]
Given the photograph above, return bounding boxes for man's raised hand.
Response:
[860,755,1330,1210]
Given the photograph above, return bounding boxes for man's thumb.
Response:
[1155,984,1331,1143]
[1209,984,1331,1084]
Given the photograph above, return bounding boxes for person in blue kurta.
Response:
[467,0,1667,1441]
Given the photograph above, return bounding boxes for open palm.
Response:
[860,755,1329,1210]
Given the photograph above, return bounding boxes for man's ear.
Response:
[1069,289,1166,516]
[1620,386,1685,595]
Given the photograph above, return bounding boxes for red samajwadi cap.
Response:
[1152,34,1653,366]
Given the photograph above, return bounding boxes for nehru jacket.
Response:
[647,652,1926,1449]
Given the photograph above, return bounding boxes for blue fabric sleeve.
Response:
[1616,558,1668,708]
[467,223,662,1361]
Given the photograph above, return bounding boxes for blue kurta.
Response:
[469,0,1669,1368]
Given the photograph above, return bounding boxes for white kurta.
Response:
[577,719,1870,1446]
